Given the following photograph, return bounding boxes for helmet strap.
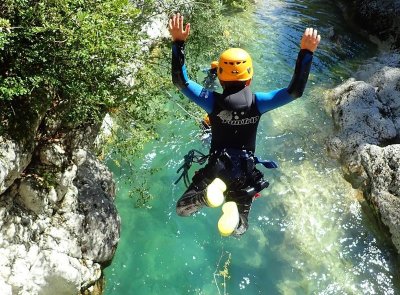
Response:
[220,79,251,89]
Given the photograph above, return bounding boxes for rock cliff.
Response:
[0,131,120,295]
[0,9,168,293]
[327,52,400,252]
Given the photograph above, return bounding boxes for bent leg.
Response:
[176,184,207,216]
[232,196,253,236]
[176,163,217,216]
[230,168,268,236]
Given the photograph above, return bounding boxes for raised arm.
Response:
[256,28,321,114]
[287,28,320,97]
[169,13,190,89]
[169,13,214,114]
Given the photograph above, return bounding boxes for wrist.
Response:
[300,48,313,54]
[173,40,185,46]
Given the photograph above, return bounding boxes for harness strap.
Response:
[254,157,278,169]
[175,149,209,187]
[175,149,278,188]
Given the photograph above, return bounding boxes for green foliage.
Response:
[0,0,160,139]
[40,169,58,189]
[222,0,252,11]
[127,167,161,208]
[0,18,11,49]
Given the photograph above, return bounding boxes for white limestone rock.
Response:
[74,152,119,263]
[0,148,119,294]
[56,164,78,201]
[72,148,88,166]
[0,279,12,295]
[0,137,31,195]
[39,143,66,167]
[94,114,114,148]
[16,178,49,215]
[328,79,397,149]
[359,144,400,250]
[327,52,400,253]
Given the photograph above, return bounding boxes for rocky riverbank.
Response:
[0,128,120,295]
[0,11,169,295]
[328,1,400,253]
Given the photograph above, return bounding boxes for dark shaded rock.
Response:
[74,152,120,264]
[336,0,400,48]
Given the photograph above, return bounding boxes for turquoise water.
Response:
[104,1,400,294]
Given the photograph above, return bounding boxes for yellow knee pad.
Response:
[218,201,240,236]
[206,178,226,207]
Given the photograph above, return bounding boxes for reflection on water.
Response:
[105,1,399,294]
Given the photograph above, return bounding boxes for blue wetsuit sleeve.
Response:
[171,41,214,114]
[255,88,293,114]
[255,49,314,114]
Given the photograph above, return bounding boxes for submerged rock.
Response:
[326,52,400,252]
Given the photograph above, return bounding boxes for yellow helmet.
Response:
[216,48,253,82]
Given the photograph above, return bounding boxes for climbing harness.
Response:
[254,157,278,169]
[175,148,278,189]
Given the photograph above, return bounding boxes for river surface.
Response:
[104,1,400,294]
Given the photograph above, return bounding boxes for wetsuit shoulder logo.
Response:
[217,110,259,125]
[217,110,233,121]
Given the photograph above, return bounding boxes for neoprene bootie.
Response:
[218,201,240,236]
[206,178,226,207]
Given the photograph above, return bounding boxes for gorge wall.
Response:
[328,0,400,253]
[0,12,168,295]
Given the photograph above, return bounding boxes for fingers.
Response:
[301,27,321,52]
[169,14,180,28]
[179,13,183,30]
[173,13,178,29]
[168,18,173,31]
[168,13,191,41]
[304,27,320,41]
[185,23,191,37]
[170,13,184,30]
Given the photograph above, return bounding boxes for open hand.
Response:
[300,28,321,52]
[168,13,190,42]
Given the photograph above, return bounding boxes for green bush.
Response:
[0,0,159,136]
[222,0,252,11]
